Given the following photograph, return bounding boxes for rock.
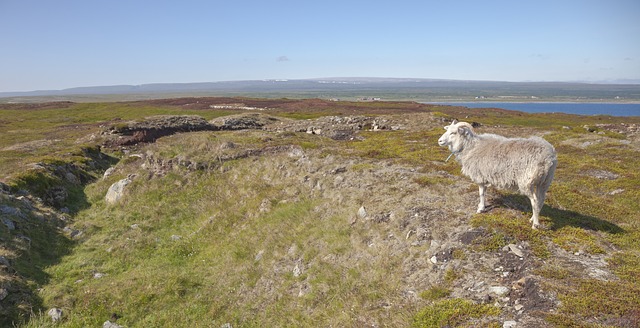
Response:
[64,172,79,184]
[429,255,438,264]
[503,320,517,328]
[2,217,15,230]
[0,204,20,216]
[489,286,510,296]
[293,263,303,277]
[106,115,213,146]
[609,188,624,195]
[254,250,264,262]
[585,169,619,180]
[507,244,524,258]
[171,235,182,241]
[105,175,135,204]
[103,320,123,328]
[514,304,524,311]
[94,272,105,279]
[103,167,116,179]
[0,288,8,300]
[47,308,63,322]
[357,206,367,219]
[0,255,10,267]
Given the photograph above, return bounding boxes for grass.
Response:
[2,97,640,327]
[412,298,500,328]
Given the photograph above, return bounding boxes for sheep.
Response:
[437,120,557,229]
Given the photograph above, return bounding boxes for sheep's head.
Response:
[437,120,475,153]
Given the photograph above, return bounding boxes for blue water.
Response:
[427,102,640,117]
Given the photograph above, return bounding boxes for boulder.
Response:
[105,175,135,204]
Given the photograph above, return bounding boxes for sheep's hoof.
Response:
[531,223,540,230]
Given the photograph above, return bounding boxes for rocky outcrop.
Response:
[103,115,214,147]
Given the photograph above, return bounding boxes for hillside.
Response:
[1,98,639,327]
[2,78,640,103]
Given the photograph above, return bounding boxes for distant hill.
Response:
[2,77,640,102]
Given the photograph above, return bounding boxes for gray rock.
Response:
[2,217,15,230]
[103,320,123,328]
[47,308,63,322]
[0,205,20,216]
[0,288,8,300]
[503,320,517,328]
[507,244,524,258]
[105,175,135,204]
[254,250,264,262]
[0,255,10,267]
[489,286,510,296]
[103,167,116,179]
[357,206,367,219]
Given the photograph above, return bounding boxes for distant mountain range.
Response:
[2,78,640,102]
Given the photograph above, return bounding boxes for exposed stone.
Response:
[105,175,135,204]
[48,308,63,322]
[0,204,20,216]
[429,255,438,264]
[103,320,123,328]
[103,167,116,179]
[2,217,15,230]
[503,320,517,328]
[489,286,510,296]
[0,288,8,300]
[357,206,367,219]
[293,263,303,277]
[584,169,619,180]
[507,244,524,258]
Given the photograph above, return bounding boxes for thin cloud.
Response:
[276,56,290,62]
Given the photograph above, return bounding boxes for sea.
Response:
[426,102,640,117]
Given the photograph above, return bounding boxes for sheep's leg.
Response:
[477,184,487,213]
[529,194,541,229]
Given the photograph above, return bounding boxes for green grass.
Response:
[2,98,640,327]
[412,298,500,328]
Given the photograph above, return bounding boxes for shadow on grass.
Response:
[497,194,624,234]
[0,148,118,325]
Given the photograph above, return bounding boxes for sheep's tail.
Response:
[537,156,557,200]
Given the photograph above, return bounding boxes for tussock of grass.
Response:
[412,298,500,328]
[419,286,451,301]
[553,279,640,327]
[470,211,550,258]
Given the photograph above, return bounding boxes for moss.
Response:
[471,211,550,258]
[419,286,451,301]
[551,226,605,254]
[412,298,500,328]
[555,279,640,326]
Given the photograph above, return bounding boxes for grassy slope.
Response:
[1,98,639,327]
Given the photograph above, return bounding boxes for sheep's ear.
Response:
[458,126,469,136]
[452,119,458,124]
[444,126,449,130]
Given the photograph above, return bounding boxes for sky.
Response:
[1,0,639,92]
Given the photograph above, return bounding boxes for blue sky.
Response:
[1,0,639,92]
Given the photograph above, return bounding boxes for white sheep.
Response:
[438,120,557,229]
